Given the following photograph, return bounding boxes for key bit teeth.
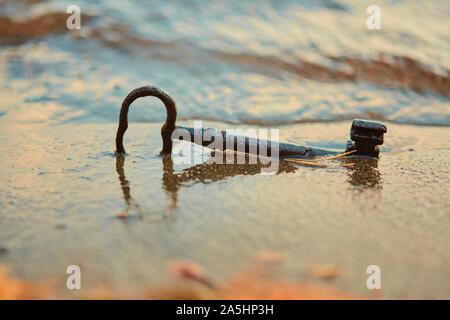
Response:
[346,119,387,158]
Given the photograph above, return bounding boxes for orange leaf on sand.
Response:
[309,264,341,280]
[254,251,285,264]
[167,260,214,289]
[167,260,204,279]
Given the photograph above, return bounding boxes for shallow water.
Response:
[0,0,449,298]
[1,0,449,126]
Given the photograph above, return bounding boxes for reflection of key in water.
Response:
[115,154,174,221]
[115,154,141,219]
[162,152,297,209]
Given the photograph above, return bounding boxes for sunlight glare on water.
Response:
[0,0,449,126]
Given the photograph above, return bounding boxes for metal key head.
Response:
[346,119,387,158]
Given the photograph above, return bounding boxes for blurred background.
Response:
[0,0,448,126]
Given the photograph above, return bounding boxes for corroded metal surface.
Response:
[115,86,177,154]
[115,87,341,158]
[116,87,385,158]
[173,126,337,158]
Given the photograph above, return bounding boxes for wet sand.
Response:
[0,0,449,300]
[0,120,448,298]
